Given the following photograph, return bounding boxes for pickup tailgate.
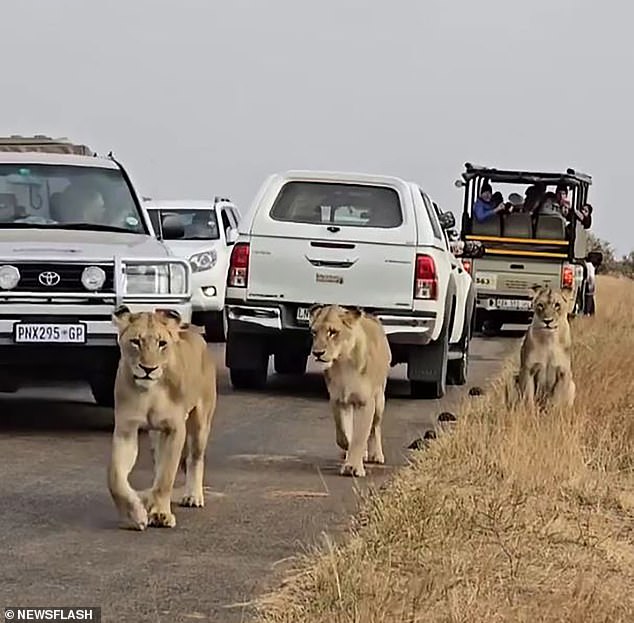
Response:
[249,232,416,310]
[474,257,562,293]
[247,180,418,311]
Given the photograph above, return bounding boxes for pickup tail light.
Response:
[228,242,250,287]
[461,259,472,274]
[414,254,438,300]
[561,264,574,289]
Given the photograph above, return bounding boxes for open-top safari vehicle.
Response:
[455,163,598,335]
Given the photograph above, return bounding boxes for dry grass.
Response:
[255,275,634,623]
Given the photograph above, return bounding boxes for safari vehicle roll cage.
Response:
[456,163,592,261]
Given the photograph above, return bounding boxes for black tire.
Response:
[89,373,116,408]
[229,366,268,390]
[408,328,449,400]
[447,322,471,387]
[482,319,502,337]
[274,351,308,375]
[204,311,226,343]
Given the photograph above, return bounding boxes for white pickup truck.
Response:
[224,170,475,398]
[0,136,192,406]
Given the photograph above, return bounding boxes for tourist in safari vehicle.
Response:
[454,163,601,336]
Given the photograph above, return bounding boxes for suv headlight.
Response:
[189,249,217,273]
[124,263,188,295]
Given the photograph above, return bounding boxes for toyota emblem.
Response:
[38,271,61,287]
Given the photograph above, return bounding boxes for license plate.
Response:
[13,323,87,344]
[496,299,532,311]
[296,307,311,323]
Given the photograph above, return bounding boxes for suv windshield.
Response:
[0,163,145,233]
[270,181,403,228]
[148,208,220,240]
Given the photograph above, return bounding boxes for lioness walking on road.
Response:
[108,306,217,530]
[309,304,391,477]
[506,284,575,410]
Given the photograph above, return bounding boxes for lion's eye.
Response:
[158,340,167,349]
[327,328,339,338]
[130,338,141,348]
[555,303,561,311]
[536,304,544,312]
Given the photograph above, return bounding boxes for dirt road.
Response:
[0,335,519,622]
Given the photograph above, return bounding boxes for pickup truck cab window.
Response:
[269,181,403,228]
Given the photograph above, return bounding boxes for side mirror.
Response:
[438,211,456,230]
[161,215,185,239]
[454,179,466,189]
[226,228,238,245]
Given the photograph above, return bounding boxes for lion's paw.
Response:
[340,462,366,478]
[179,493,205,508]
[124,500,148,531]
[148,510,176,528]
[366,451,385,465]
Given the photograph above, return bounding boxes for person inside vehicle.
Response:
[555,183,571,214]
[185,211,218,238]
[575,203,593,229]
[473,181,506,222]
[0,194,17,223]
[524,183,546,214]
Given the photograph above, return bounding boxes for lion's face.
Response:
[530,285,570,331]
[308,305,361,366]
[112,305,183,389]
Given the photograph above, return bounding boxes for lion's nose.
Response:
[543,318,553,327]
[139,364,158,375]
[312,350,326,358]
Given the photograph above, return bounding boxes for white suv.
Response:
[0,137,192,406]
[224,170,475,398]
[143,198,241,341]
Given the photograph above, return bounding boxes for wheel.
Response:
[447,323,471,386]
[274,348,308,375]
[482,319,502,337]
[274,351,308,375]
[408,328,449,400]
[229,367,268,390]
[204,311,226,343]
[89,372,116,407]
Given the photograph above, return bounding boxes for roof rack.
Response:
[461,162,592,186]
[214,196,232,204]
[0,135,95,156]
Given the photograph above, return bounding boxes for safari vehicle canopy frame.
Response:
[457,162,592,261]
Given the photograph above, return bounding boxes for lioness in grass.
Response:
[309,304,391,478]
[506,284,575,409]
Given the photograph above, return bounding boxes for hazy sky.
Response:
[2,0,631,254]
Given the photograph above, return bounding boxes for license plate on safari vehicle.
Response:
[496,299,532,311]
[13,322,87,344]
[296,307,311,323]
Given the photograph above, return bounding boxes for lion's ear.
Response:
[112,304,132,331]
[308,304,325,324]
[528,284,545,299]
[341,306,363,328]
[155,308,183,329]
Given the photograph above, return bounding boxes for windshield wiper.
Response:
[49,222,141,234]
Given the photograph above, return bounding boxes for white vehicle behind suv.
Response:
[224,170,475,398]
[143,198,241,341]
